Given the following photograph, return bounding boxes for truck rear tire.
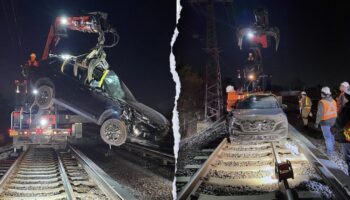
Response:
[100,119,127,146]
[35,85,54,109]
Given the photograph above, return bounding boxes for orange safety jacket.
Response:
[320,99,337,121]
[27,60,39,68]
[227,91,238,112]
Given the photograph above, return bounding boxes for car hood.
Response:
[126,101,169,126]
[233,108,286,120]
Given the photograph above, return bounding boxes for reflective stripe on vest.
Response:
[320,99,337,120]
[305,97,311,108]
[344,122,350,142]
[299,97,311,108]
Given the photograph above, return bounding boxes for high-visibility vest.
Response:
[299,96,311,109]
[227,91,238,101]
[320,99,337,120]
[344,122,350,142]
[227,91,238,112]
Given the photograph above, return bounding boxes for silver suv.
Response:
[228,94,288,140]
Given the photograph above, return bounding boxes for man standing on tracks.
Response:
[315,86,337,156]
[299,91,312,128]
[333,88,350,175]
[337,81,349,114]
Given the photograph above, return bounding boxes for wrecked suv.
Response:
[29,56,170,147]
[228,94,288,140]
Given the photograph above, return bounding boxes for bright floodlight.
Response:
[40,118,48,126]
[60,17,68,25]
[247,31,254,39]
[32,89,38,95]
[61,54,72,60]
[248,74,255,80]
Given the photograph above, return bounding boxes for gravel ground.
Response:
[176,123,227,176]
[176,119,339,199]
[287,111,349,175]
[70,137,173,200]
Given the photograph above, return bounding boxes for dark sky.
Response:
[175,0,350,89]
[0,0,176,116]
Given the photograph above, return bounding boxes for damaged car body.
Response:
[29,56,170,147]
[228,94,288,140]
[22,12,170,148]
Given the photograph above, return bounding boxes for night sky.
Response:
[175,0,350,89]
[0,0,176,117]
[1,0,350,131]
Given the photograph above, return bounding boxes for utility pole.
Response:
[191,0,232,121]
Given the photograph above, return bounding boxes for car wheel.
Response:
[100,119,128,146]
[35,85,54,109]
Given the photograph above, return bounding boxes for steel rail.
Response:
[0,145,13,154]
[0,149,26,191]
[69,145,136,200]
[123,143,175,165]
[177,138,228,200]
[57,152,75,200]
[289,125,350,200]
[271,142,295,200]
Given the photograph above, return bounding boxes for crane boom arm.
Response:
[41,13,109,60]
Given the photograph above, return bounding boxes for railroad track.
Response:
[122,142,175,166]
[176,126,350,200]
[0,146,135,200]
[0,145,20,181]
[177,135,320,200]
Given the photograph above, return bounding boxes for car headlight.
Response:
[275,120,287,131]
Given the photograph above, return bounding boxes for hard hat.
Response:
[341,81,349,88]
[345,88,350,96]
[30,53,36,58]
[321,86,331,95]
[226,85,235,93]
[301,91,306,95]
[344,88,350,100]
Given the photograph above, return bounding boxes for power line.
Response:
[10,0,22,51]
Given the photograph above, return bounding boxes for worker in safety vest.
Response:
[27,53,39,68]
[299,91,312,128]
[336,81,349,114]
[333,88,350,175]
[226,85,238,112]
[22,53,39,78]
[315,86,337,156]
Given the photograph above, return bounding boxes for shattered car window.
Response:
[236,95,280,109]
[103,71,136,102]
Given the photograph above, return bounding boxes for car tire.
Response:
[100,118,128,146]
[34,85,54,109]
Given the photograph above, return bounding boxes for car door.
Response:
[74,83,108,122]
[35,60,78,105]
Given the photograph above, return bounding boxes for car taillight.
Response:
[36,129,43,134]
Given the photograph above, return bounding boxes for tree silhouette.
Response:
[177,64,204,138]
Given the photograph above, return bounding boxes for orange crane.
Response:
[41,12,118,60]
